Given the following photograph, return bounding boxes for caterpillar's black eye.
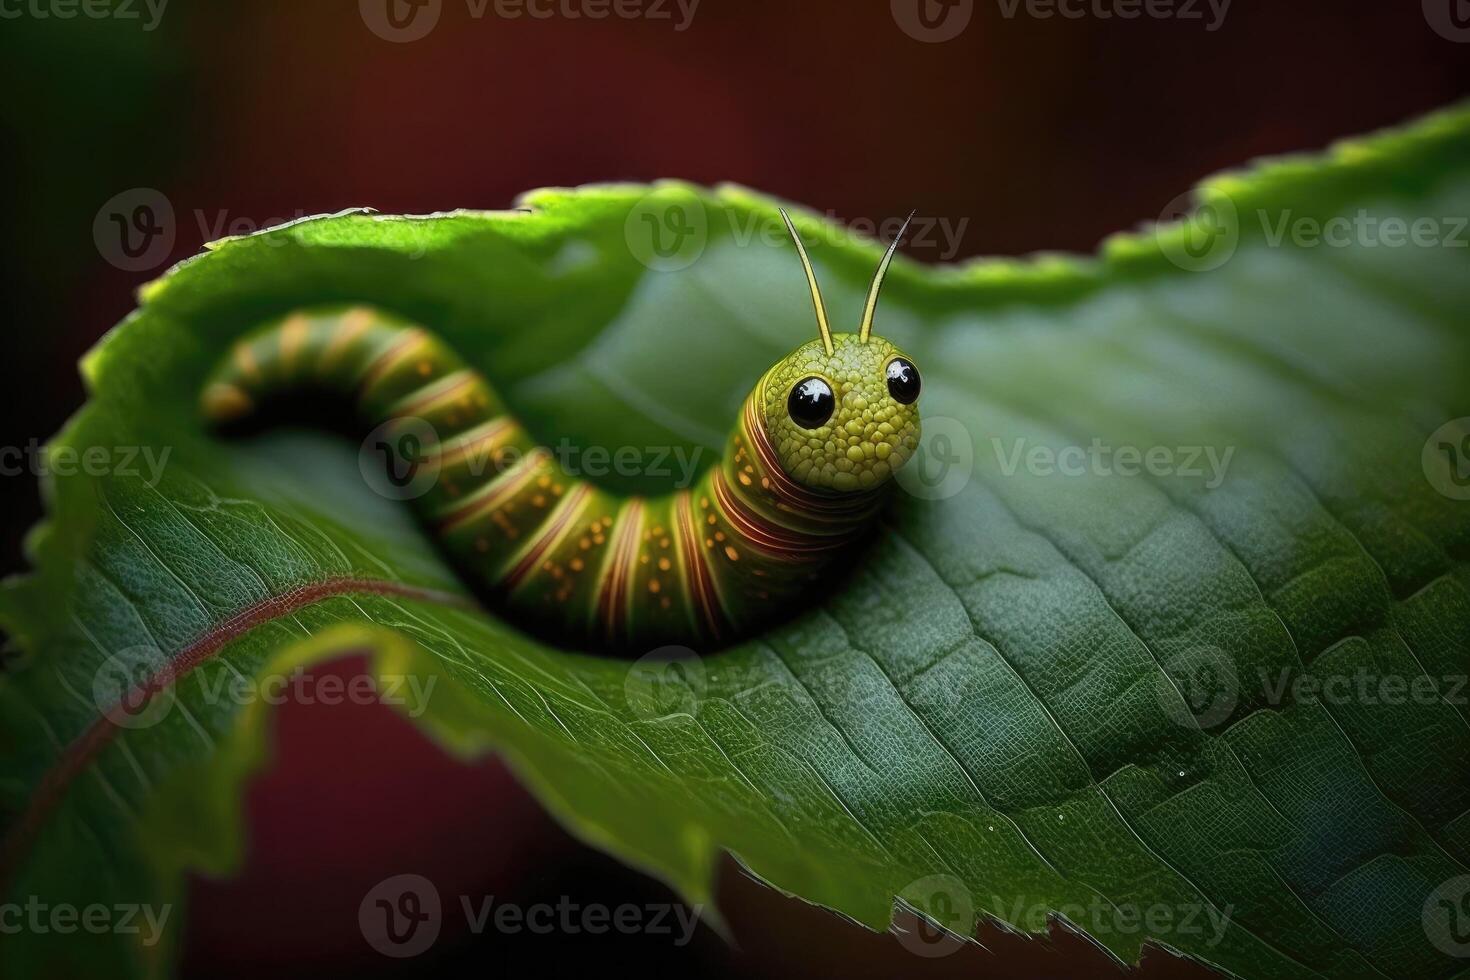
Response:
[788,377,835,429]
[886,357,921,404]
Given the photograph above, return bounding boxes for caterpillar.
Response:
[200,211,923,650]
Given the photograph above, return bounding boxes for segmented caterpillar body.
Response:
[201,212,922,650]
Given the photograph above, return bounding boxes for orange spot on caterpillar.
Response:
[279,314,309,369]
[201,383,253,422]
[232,344,260,381]
[657,557,671,571]
[648,578,661,593]
[321,308,374,368]
[725,546,739,561]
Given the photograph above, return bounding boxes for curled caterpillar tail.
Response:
[202,307,509,431]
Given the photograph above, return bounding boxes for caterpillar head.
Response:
[761,210,922,493]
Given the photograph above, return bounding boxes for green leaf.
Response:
[4,104,1470,980]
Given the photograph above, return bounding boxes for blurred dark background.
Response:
[0,1,1465,976]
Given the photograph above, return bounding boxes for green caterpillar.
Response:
[200,211,922,650]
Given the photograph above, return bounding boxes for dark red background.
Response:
[1,1,1466,976]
